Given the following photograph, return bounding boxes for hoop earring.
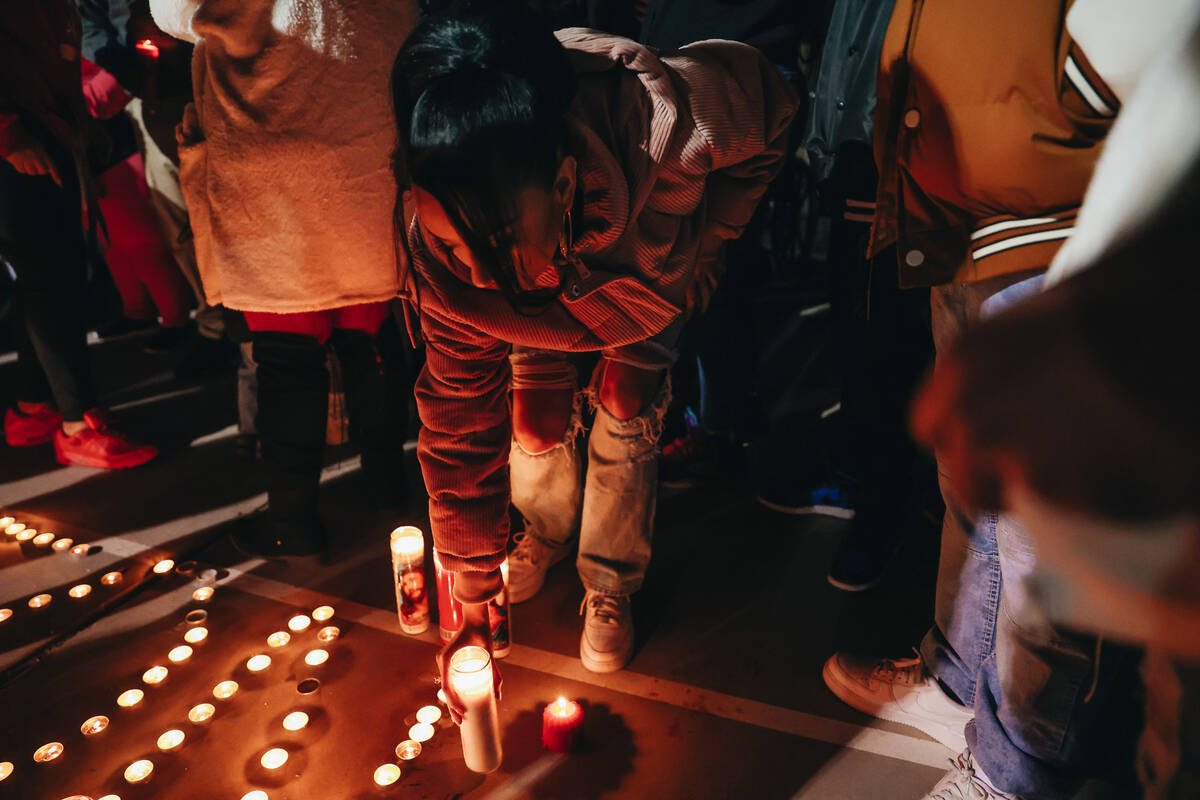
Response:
[559,208,574,259]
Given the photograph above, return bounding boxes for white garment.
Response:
[1048,1,1200,286]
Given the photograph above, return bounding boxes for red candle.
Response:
[542,697,583,753]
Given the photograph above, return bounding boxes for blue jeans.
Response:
[920,275,1141,799]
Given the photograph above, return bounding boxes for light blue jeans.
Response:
[919,274,1141,799]
[508,321,680,596]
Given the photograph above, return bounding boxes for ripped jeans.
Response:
[508,321,681,596]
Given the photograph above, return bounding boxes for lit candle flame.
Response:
[152,559,175,574]
[124,759,154,783]
[156,729,185,751]
[117,689,144,707]
[374,763,401,786]
[246,654,272,672]
[260,748,288,769]
[287,614,311,632]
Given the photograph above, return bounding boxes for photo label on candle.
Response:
[267,631,292,647]
[124,759,154,784]
[81,715,109,736]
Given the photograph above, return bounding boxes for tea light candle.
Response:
[117,689,144,707]
[32,532,55,547]
[152,559,175,574]
[395,740,421,760]
[0,608,12,623]
[185,609,208,624]
[5,523,25,536]
[101,571,124,585]
[390,526,430,635]
[246,654,271,672]
[33,742,64,763]
[448,645,502,773]
[542,697,583,753]
[373,764,401,786]
[316,626,340,643]
[0,516,14,528]
[124,759,153,783]
[303,648,328,666]
[267,631,291,647]
[260,748,288,769]
[70,544,89,556]
[213,680,239,700]
[0,761,11,780]
[184,626,208,644]
[28,594,52,608]
[142,666,169,684]
[415,705,442,725]
[191,587,213,602]
[15,528,35,541]
[188,703,215,724]
[241,792,268,800]
[408,722,435,743]
[52,538,74,551]
[97,795,120,800]
[296,678,320,696]
[156,729,185,751]
[168,645,193,663]
[282,711,309,731]
[68,584,92,599]
[81,715,109,736]
[312,605,334,622]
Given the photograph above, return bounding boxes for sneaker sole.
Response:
[826,573,883,592]
[821,657,970,752]
[580,638,633,674]
[5,431,57,447]
[508,545,571,604]
[54,447,158,470]
[756,495,856,519]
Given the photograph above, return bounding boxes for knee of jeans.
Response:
[596,360,668,421]
[513,390,583,456]
[591,372,672,448]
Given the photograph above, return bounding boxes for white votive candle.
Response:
[373,764,401,786]
[124,759,153,784]
[142,666,168,684]
[260,748,288,769]
[449,646,502,773]
[287,614,311,632]
[156,729,185,751]
[246,654,271,672]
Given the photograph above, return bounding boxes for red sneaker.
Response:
[5,405,64,446]
[53,410,158,469]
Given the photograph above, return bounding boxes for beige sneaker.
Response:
[922,749,1018,799]
[822,652,973,752]
[507,532,571,603]
[579,591,633,673]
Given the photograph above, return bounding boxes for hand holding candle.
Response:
[542,697,583,753]
[437,602,502,724]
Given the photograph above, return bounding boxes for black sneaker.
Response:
[97,317,157,341]
[756,482,855,518]
[827,532,900,592]
[143,325,194,355]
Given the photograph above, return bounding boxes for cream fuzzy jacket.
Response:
[150,0,417,312]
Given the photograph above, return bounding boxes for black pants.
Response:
[0,152,95,421]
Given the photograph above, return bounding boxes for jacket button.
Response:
[904,108,921,129]
[567,282,581,299]
[905,249,925,267]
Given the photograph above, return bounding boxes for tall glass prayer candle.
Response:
[390,526,430,634]
[449,646,502,773]
[435,554,512,657]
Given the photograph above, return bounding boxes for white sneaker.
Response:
[507,532,571,603]
[579,591,633,673]
[822,652,973,752]
[922,750,1018,799]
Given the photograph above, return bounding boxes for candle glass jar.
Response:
[391,527,430,635]
[448,646,502,773]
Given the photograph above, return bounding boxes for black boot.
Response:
[241,331,329,557]
[331,326,408,510]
